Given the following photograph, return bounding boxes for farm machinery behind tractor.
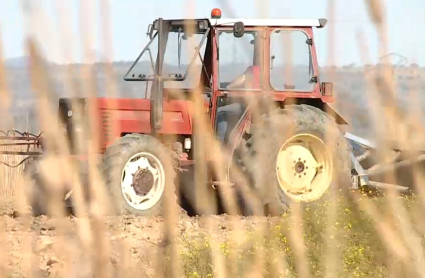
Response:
[0,9,423,216]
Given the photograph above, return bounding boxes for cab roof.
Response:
[211,18,327,28]
[151,17,327,34]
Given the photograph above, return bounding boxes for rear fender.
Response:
[322,103,349,125]
[278,98,349,126]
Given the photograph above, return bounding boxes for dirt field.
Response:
[0,199,276,278]
[1,190,424,278]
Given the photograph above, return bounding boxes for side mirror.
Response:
[146,24,154,39]
[321,82,333,96]
[233,21,245,38]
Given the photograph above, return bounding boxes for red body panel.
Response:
[95,97,210,150]
[97,98,196,149]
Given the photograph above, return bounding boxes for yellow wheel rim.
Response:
[275,133,333,202]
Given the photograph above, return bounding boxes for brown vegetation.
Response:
[0,0,425,277]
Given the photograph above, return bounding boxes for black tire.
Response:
[22,156,71,216]
[242,104,352,216]
[100,133,178,216]
[22,156,48,216]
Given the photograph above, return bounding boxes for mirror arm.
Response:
[270,55,275,69]
[177,28,182,68]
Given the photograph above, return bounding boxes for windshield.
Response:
[269,29,315,91]
[218,30,261,90]
[127,28,207,90]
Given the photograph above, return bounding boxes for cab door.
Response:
[210,26,266,139]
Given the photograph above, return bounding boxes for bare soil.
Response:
[0,199,271,278]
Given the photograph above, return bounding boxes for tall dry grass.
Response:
[0,144,26,197]
[0,0,424,277]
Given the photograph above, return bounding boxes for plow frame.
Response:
[345,132,425,192]
[0,129,43,168]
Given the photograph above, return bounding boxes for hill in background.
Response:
[3,56,425,140]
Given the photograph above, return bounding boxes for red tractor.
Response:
[3,9,361,216]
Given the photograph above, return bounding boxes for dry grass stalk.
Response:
[0,0,423,277]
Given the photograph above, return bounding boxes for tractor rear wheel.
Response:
[100,134,178,216]
[244,104,352,215]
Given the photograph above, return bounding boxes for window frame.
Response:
[216,28,264,92]
[268,28,315,93]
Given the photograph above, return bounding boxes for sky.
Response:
[1,0,425,66]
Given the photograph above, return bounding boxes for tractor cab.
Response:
[123,9,333,140]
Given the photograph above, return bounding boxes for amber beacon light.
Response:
[211,8,222,19]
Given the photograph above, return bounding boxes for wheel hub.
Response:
[275,133,333,202]
[276,145,318,193]
[133,168,154,195]
[294,161,305,173]
[120,153,165,211]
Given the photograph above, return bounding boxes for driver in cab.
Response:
[216,37,261,142]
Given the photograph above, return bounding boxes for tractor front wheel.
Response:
[22,156,73,216]
[100,134,178,216]
[22,156,48,216]
[245,104,352,215]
